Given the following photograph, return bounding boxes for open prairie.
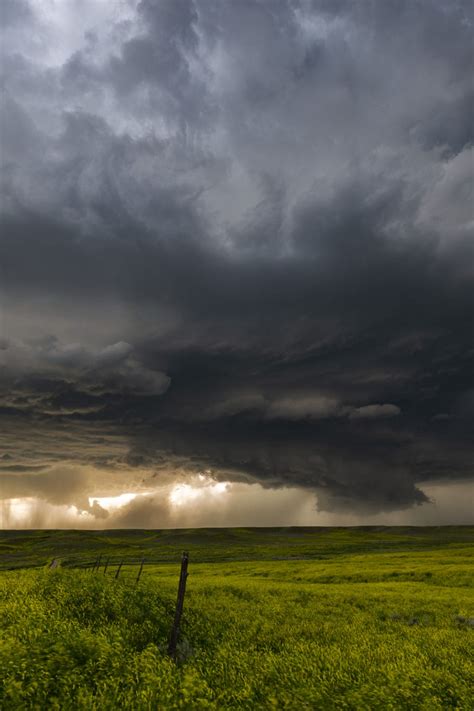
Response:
[1,527,473,710]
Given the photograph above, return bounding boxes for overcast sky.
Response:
[1,0,473,529]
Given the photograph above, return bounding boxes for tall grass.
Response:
[1,544,473,710]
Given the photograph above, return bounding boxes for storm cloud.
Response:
[0,0,473,526]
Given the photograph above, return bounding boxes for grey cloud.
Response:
[1,338,170,403]
[111,494,173,529]
[349,404,401,421]
[0,465,103,516]
[266,396,344,420]
[202,393,267,420]
[0,0,472,520]
[89,499,110,519]
[0,0,33,27]
[412,92,474,158]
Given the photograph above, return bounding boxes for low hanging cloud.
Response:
[0,337,170,417]
[266,396,343,420]
[349,404,401,420]
[0,0,473,524]
[0,465,109,517]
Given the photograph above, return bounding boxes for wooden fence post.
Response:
[168,552,189,658]
[115,561,123,579]
[103,558,109,575]
[136,558,144,584]
[95,555,102,573]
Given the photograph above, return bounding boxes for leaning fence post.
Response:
[103,558,109,575]
[115,561,123,580]
[136,558,144,584]
[94,555,102,573]
[168,552,189,658]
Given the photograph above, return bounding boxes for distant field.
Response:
[1,527,473,709]
[2,525,474,569]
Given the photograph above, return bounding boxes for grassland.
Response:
[1,527,473,709]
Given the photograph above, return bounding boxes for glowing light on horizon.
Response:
[1,498,36,527]
[169,480,229,507]
[88,492,137,510]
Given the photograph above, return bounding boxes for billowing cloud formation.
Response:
[349,404,400,420]
[0,0,473,524]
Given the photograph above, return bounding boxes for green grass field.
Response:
[1,527,473,710]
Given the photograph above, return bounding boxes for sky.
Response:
[0,0,473,529]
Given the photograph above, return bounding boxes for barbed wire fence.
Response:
[46,552,190,658]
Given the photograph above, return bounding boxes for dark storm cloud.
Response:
[0,0,472,517]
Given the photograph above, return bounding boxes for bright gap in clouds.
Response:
[1,479,473,529]
[91,477,232,511]
[169,480,229,507]
[89,493,137,510]
[1,498,36,527]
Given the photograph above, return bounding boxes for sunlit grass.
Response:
[1,533,473,709]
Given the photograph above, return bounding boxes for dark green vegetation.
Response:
[1,528,473,710]
[2,526,473,569]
